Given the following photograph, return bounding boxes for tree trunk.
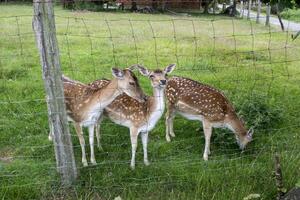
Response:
[204,0,209,13]
[247,0,251,19]
[256,0,261,23]
[231,0,237,16]
[266,3,270,26]
[276,4,285,31]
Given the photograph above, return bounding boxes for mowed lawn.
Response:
[0,4,300,199]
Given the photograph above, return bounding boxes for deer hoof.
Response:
[203,154,209,161]
[144,160,150,166]
[170,132,175,137]
[166,135,171,142]
[83,160,88,167]
[48,134,53,141]
[130,164,135,170]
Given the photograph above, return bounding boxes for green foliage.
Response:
[296,179,300,187]
[236,94,283,131]
[71,1,104,11]
[268,0,297,10]
[281,8,300,22]
[61,0,117,11]
[0,68,28,80]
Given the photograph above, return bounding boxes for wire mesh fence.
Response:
[0,1,300,199]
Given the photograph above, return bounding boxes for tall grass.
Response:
[0,4,300,199]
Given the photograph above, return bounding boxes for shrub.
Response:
[236,94,283,131]
[281,8,300,22]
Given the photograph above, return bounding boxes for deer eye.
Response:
[129,82,135,86]
[149,75,154,78]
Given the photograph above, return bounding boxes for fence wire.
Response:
[0,3,300,199]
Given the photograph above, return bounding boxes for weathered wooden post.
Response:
[256,0,261,23]
[266,3,270,26]
[274,154,285,200]
[32,0,77,185]
[247,0,251,20]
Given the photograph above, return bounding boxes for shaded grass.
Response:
[0,3,300,200]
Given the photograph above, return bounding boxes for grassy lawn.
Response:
[1,3,300,199]
[281,8,300,23]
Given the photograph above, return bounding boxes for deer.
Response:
[165,76,254,161]
[48,67,147,166]
[88,64,176,169]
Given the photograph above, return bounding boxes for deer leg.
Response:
[165,104,176,142]
[74,123,88,166]
[48,122,54,141]
[202,119,212,161]
[130,127,139,169]
[95,116,104,151]
[88,125,96,165]
[141,131,150,166]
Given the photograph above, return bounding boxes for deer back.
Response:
[166,76,235,122]
[63,77,98,122]
[88,79,150,126]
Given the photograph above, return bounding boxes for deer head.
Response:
[112,67,147,103]
[237,127,254,149]
[133,64,176,88]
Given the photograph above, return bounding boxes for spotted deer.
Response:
[165,76,253,161]
[89,64,176,169]
[48,67,147,166]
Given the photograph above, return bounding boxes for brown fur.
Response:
[49,69,146,167]
[90,64,176,169]
[165,76,253,160]
[89,79,157,127]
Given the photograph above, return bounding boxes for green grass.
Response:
[281,8,300,23]
[1,3,300,200]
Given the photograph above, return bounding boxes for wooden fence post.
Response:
[247,0,251,20]
[256,0,261,23]
[266,3,270,26]
[32,0,77,186]
[274,154,285,200]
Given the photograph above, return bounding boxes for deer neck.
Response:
[148,87,165,119]
[227,116,249,148]
[94,78,121,107]
[136,87,165,132]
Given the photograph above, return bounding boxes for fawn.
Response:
[49,67,147,166]
[89,64,176,169]
[165,76,253,161]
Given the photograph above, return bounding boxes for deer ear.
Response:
[112,68,124,79]
[240,116,245,125]
[136,65,150,76]
[247,127,254,139]
[164,64,176,74]
[128,64,142,71]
